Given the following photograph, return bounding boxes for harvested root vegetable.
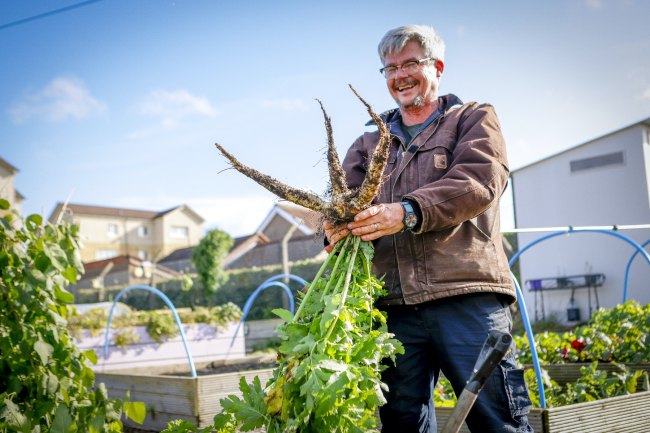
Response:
[214,85,391,225]
[162,86,402,433]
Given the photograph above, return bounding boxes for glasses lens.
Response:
[401,61,420,74]
[383,66,397,77]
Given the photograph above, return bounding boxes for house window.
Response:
[96,249,118,260]
[170,226,189,239]
[138,225,149,237]
[570,151,624,173]
[107,223,118,238]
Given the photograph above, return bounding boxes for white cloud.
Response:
[9,77,106,123]
[136,89,218,128]
[260,98,307,112]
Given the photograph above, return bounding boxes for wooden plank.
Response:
[96,372,194,395]
[545,392,650,433]
[196,369,275,425]
[433,407,544,433]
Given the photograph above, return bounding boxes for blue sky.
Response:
[2,0,649,236]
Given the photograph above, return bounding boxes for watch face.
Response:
[405,213,418,228]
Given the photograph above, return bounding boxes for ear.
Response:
[435,60,445,77]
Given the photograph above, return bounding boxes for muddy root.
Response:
[348,84,392,211]
[215,143,330,214]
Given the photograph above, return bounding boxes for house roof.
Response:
[48,202,204,223]
[224,234,325,270]
[51,203,159,220]
[158,245,194,264]
[223,232,270,268]
[512,116,650,174]
[156,204,205,223]
[0,158,18,175]
[256,202,321,235]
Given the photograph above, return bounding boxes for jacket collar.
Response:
[365,94,463,136]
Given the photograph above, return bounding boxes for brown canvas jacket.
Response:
[342,95,516,305]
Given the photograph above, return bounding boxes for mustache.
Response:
[393,78,418,90]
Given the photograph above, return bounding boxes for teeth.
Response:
[397,84,415,91]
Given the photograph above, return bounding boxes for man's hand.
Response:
[347,203,404,242]
[323,220,350,253]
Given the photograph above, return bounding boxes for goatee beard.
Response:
[399,95,425,110]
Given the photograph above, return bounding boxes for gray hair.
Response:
[378,25,445,64]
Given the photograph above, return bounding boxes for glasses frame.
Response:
[379,57,435,78]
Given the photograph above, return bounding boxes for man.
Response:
[324,25,533,433]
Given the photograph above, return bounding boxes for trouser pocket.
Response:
[502,367,532,417]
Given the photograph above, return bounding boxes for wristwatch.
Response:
[401,200,418,232]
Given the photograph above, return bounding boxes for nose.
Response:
[394,65,410,79]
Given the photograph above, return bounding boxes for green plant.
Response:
[113,329,140,348]
[67,302,243,346]
[215,238,403,432]
[433,377,456,408]
[514,331,574,365]
[161,238,403,433]
[192,229,233,300]
[144,311,179,343]
[0,201,145,432]
[523,367,563,408]
[514,300,650,365]
[524,362,649,408]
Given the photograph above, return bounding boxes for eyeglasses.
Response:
[379,57,435,78]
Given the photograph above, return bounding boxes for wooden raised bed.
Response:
[100,358,650,432]
[434,391,650,433]
[96,357,275,431]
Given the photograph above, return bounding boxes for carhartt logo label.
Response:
[434,154,447,169]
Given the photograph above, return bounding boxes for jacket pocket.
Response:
[422,222,501,284]
[415,131,456,187]
[416,147,450,187]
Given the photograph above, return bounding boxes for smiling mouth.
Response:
[396,83,416,92]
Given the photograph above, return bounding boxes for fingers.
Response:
[347,203,405,241]
[353,203,386,222]
[324,202,407,245]
[350,220,386,242]
[322,219,349,252]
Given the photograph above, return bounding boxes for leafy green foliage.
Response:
[144,311,178,343]
[433,377,456,408]
[67,303,242,344]
[162,237,403,433]
[524,362,649,407]
[514,300,650,365]
[192,229,233,297]
[113,328,141,348]
[0,208,144,432]
[513,301,650,408]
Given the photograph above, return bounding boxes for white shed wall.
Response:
[512,124,650,323]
